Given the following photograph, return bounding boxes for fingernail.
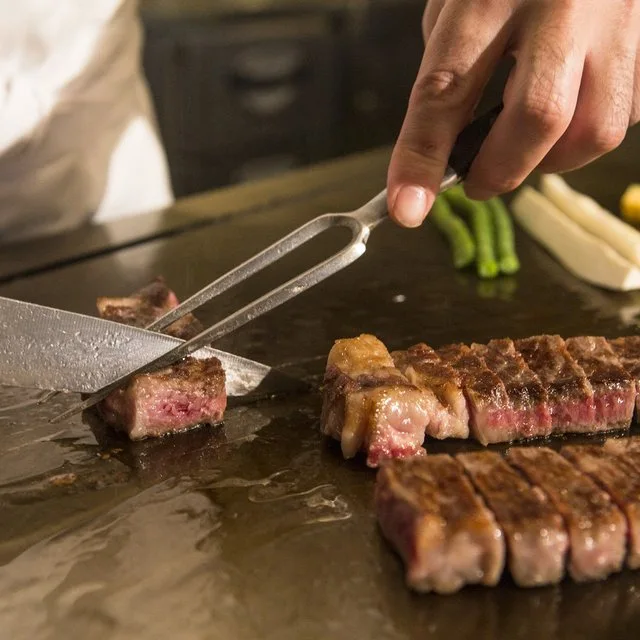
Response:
[392,185,430,228]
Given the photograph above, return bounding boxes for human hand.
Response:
[388,0,640,227]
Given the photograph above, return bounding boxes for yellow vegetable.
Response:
[621,184,640,224]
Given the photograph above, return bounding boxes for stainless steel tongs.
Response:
[53,104,502,423]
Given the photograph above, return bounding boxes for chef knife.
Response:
[0,296,304,399]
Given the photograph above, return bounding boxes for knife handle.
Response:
[448,102,504,181]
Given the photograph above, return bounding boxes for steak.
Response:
[321,335,438,467]
[375,455,505,594]
[97,276,203,340]
[515,335,596,433]
[506,446,627,582]
[437,343,511,444]
[609,336,640,414]
[604,436,640,473]
[472,339,552,439]
[392,343,469,439]
[562,444,640,569]
[96,278,226,440]
[457,451,568,586]
[98,357,227,440]
[565,336,635,430]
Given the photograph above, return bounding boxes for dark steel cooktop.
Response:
[2,144,640,638]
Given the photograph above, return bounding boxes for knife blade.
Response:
[0,296,302,398]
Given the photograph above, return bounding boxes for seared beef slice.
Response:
[609,336,640,415]
[507,447,626,582]
[97,276,203,340]
[375,455,505,593]
[458,451,567,586]
[515,335,596,433]
[437,343,511,444]
[472,339,552,439]
[565,336,634,430]
[392,343,469,439]
[321,335,445,466]
[604,435,640,472]
[97,278,226,440]
[562,444,640,569]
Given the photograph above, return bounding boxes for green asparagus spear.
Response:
[430,196,476,269]
[443,186,499,279]
[487,197,520,275]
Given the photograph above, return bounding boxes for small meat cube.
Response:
[98,357,227,440]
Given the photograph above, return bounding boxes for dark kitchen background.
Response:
[141,0,427,198]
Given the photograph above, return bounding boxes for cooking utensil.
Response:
[0,296,302,398]
[53,104,503,423]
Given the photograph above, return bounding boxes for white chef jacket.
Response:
[0,0,174,244]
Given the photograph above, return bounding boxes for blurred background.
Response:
[140,0,426,197]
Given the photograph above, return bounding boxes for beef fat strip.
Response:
[472,339,552,440]
[565,336,635,430]
[515,335,596,434]
[562,444,640,569]
[96,278,226,440]
[437,343,512,445]
[375,455,505,594]
[392,343,469,439]
[321,335,450,467]
[507,447,626,582]
[457,451,568,587]
[609,336,640,414]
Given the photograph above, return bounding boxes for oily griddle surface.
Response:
[3,162,640,637]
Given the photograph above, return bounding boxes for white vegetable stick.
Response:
[540,173,640,267]
[512,186,640,291]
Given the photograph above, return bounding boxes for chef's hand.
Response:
[388,0,640,227]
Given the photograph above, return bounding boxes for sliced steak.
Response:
[97,276,203,340]
[609,336,640,415]
[604,436,640,473]
[506,446,626,582]
[457,451,567,586]
[562,444,640,569]
[515,335,596,434]
[437,343,511,445]
[392,343,469,439]
[375,455,505,593]
[97,278,226,440]
[472,339,552,439]
[565,336,635,430]
[98,357,227,440]
[321,335,441,466]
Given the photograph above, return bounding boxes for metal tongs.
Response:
[53,104,502,423]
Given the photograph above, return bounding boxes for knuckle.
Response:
[518,88,570,136]
[584,122,627,154]
[412,67,470,107]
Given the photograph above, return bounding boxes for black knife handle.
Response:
[448,103,504,180]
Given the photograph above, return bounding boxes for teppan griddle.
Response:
[2,137,640,639]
